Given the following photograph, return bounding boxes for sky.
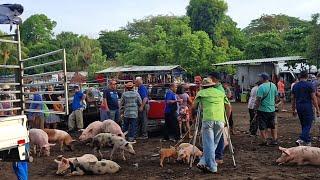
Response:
[1,0,320,38]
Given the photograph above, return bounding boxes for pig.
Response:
[29,128,56,157]
[43,129,76,152]
[101,120,126,138]
[69,159,120,176]
[159,146,178,167]
[177,145,202,164]
[177,143,192,151]
[91,133,136,160]
[54,154,98,175]
[276,146,320,166]
[79,121,104,142]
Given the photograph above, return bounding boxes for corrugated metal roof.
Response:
[213,56,306,66]
[96,65,183,73]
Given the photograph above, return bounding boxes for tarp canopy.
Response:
[0,4,23,25]
[96,65,185,74]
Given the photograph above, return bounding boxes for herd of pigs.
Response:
[28,119,320,177]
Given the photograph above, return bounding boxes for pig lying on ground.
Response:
[29,128,55,157]
[177,145,202,164]
[44,129,76,152]
[276,146,320,165]
[159,146,178,167]
[69,159,120,176]
[79,121,104,142]
[101,120,126,138]
[54,154,98,175]
[92,133,136,160]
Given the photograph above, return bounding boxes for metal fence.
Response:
[0,24,69,116]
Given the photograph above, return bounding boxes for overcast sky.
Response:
[1,0,320,38]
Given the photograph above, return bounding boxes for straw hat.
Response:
[125,82,134,88]
[201,78,216,87]
[2,84,10,90]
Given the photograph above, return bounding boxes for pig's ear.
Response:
[54,159,61,164]
[279,147,290,156]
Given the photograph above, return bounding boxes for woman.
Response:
[43,85,63,129]
[176,85,192,139]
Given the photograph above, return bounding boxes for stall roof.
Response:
[96,65,184,73]
[213,56,306,66]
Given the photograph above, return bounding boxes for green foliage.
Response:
[306,13,320,67]
[20,14,57,46]
[98,30,131,59]
[187,0,228,41]
[243,14,310,36]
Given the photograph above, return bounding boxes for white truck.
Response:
[0,115,30,161]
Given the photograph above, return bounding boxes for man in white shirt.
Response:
[248,82,260,135]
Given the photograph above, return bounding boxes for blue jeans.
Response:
[215,134,224,160]
[123,118,137,139]
[198,121,224,173]
[297,104,314,143]
[100,109,109,121]
[109,109,120,124]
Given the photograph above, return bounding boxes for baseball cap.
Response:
[258,72,269,80]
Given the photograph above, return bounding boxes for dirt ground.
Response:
[1,103,320,180]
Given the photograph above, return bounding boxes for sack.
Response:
[42,104,50,118]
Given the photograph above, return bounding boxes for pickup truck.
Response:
[0,115,30,162]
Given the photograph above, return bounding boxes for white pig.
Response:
[101,120,126,138]
[177,145,202,164]
[54,154,98,175]
[276,146,320,165]
[29,128,55,157]
[79,121,104,142]
[70,159,120,175]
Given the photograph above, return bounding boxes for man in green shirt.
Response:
[194,78,231,173]
[254,72,278,146]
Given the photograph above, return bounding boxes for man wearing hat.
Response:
[254,72,278,146]
[194,78,231,173]
[120,81,142,142]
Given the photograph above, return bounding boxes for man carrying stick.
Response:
[194,78,231,174]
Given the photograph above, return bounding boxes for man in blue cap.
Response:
[254,72,278,146]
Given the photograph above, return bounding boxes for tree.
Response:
[187,0,228,41]
[20,14,56,46]
[243,14,310,36]
[98,30,131,59]
[244,32,286,59]
[306,13,320,68]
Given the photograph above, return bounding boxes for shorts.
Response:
[257,111,275,130]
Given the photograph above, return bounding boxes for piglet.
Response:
[79,121,104,142]
[29,128,55,157]
[54,154,98,175]
[159,146,177,167]
[44,129,76,152]
[276,146,320,166]
[177,145,202,164]
[101,120,127,138]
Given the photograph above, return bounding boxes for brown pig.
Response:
[159,146,178,167]
[29,128,55,157]
[79,121,104,142]
[44,129,76,152]
[276,146,320,165]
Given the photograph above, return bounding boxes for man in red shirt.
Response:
[277,77,286,112]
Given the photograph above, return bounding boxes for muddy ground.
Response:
[1,103,320,180]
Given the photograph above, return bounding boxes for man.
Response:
[277,77,286,112]
[135,77,149,139]
[68,85,86,132]
[292,71,319,146]
[208,72,229,164]
[248,82,260,136]
[101,80,120,124]
[163,83,182,141]
[254,72,278,146]
[195,78,231,173]
[28,87,44,129]
[120,82,142,142]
